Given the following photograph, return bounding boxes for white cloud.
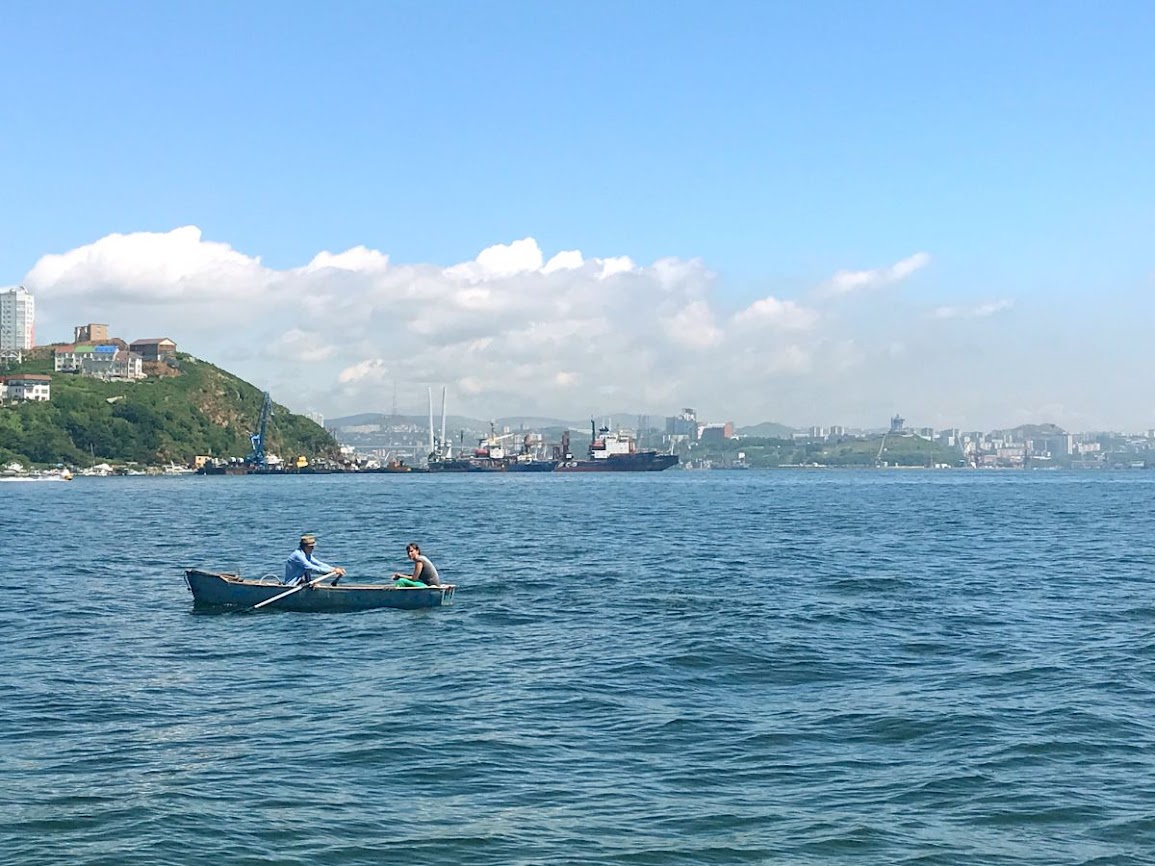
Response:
[820,252,931,297]
[446,237,543,280]
[337,359,388,384]
[930,299,1014,319]
[597,256,635,279]
[304,246,389,273]
[664,300,723,349]
[26,225,271,302]
[34,228,1081,428]
[733,297,819,330]
[271,329,335,362]
[543,250,583,273]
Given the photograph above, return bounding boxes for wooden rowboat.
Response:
[184,569,455,611]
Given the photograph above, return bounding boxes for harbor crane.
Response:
[248,391,272,468]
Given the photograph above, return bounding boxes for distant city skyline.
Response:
[5,3,1154,431]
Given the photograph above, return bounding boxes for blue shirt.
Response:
[284,548,335,584]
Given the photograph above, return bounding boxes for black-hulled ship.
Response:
[554,422,679,472]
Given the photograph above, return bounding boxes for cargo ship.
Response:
[427,425,558,472]
[554,422,679,472]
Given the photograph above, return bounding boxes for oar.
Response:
[252,571,338,610]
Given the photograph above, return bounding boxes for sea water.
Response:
[2,471,1154,865]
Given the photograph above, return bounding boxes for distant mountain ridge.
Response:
[735,421,797,438]
[328,411,799,437]
[327,412,493,431]
[328,412,655,431]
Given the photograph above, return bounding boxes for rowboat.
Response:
[184,569,455,611]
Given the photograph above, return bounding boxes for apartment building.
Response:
[54,344,145,380]
[0,286,35,351]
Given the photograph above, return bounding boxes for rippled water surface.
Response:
[3,471,1155,864]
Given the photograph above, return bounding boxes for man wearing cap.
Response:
[283,534,346,585]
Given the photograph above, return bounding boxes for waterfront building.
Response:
[0,286,35,350]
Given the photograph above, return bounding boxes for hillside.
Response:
[683,431,963,468]
[0,354,338,466]
[736,421,797,438]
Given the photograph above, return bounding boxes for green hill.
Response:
[736,421,797,438]
[0,353,338,467]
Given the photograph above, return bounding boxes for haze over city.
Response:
[5,2,1154,432]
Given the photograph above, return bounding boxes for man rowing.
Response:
[284,534,346,585]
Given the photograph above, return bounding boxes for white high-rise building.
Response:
[0,286,35,350]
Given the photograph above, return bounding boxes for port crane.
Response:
[248,391,272,468]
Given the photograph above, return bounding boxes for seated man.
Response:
[284,534,346,585]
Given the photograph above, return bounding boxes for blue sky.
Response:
[4,2,1154,429]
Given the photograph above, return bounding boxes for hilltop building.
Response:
[74,323,109,343]
[0,286,35,351]
[129,337,177,361]
[54,344,145,380]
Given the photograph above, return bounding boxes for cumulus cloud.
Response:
[930,299,1014,319]
[542,249,583,274]
[24,227,982,425]
[338,358,389,384]
[26,225,271,302]
[271,329,335,362]
[733,297,819,331]
[820,252,931,297]
[304,246,389,273]
[446,238,543,280]
[663,300,723,349]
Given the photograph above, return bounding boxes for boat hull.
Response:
[506,460,559,472]
[184,569,454,611]
[555,453,679,472]
[428,458,558,472]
